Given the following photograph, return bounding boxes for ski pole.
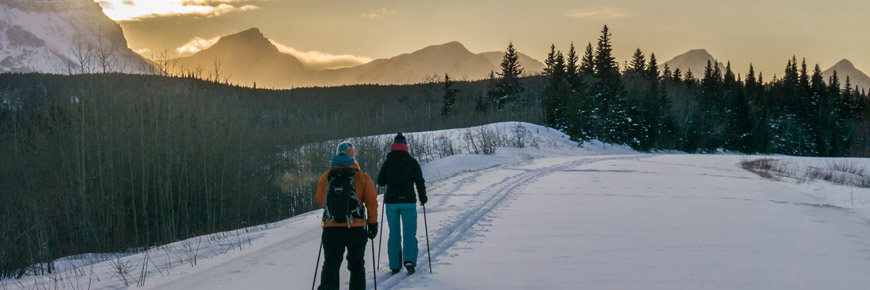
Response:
[312,239,323,290]
[423,204,432,273]
[377,196,385,269]
[371,234,378,290]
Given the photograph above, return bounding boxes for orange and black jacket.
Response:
[315,163,378,228]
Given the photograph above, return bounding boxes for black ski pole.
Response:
[312,239,323,290]
[423,204,432,273]
[377,197,385,269]
[371,234,378,290]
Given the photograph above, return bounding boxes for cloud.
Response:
[361,8,398,19]
[96,0,262,21]
[172,35,371,70]
[269,40,372,71]
[565,8,634,20]
[132,47,152,56]
[176,36,221,56]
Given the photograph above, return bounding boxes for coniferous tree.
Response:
[579,42,595,75]
[440,74,459,116]
[672,68,682,82]
[486,70,500,108]
[684,69,696,86]
[809,64,831,155]
[723,61,752,152]
[624,48,648,148]
[645,53,674,149]
[544,49,570,130]
[662,64,673,82]
[699,60,725,151]
[629,48,646,74]
[565,43,580,87]
[491,42,525,109]
[591,25,629,143]
[744,64,770,153]
[544,44,558,76]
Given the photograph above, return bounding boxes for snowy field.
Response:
[4,123,870,290]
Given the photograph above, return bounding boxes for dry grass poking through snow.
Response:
[741,157,870,187]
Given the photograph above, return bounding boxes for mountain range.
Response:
[171,28,546,88]
[0,0,152,74]
[1,3,867,91]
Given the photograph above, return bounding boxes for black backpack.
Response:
[323,167,364,226]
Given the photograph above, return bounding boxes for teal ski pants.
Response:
[385,203,418,270]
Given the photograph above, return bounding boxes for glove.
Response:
[367,223,378,239]
[419,195,428,205]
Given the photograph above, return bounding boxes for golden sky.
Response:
[97,0,869,76]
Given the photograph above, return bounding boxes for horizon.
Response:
[95,0,870,78]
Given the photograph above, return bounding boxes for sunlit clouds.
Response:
[270,40,373,71]
[176,36,221,56]
[95,0,261,21]
[361,8,398,19]
[565,8,634,20]
[132,47,153,57]
[170,34,372,70]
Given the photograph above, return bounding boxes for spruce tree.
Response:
[544,44,558,76]
[565,43,580,86]
[440,74,459,116]
[492,42,525,109]
[592,25,628,144]
[672,68,683,82]
[629,48,646,74]
[684,69,695,86]
[579,42,595,75]
[810,64,831,155]
[647,53,659,80]
[486,70,501,107]
[544,49,570,130]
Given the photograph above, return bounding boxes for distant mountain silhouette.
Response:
[171,28,306,88]
[663,49,724,78]
[822,59,870,91]
[316,41,545,86]
[170,28,545,88]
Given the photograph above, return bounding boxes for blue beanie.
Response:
[336,141,355,156]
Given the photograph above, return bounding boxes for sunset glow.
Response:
[96,0,870,78]
[96,0,259,21]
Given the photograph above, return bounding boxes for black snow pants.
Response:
[318,227,368,290]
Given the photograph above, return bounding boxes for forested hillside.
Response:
[541,26,870,156]
[0,72,543,278]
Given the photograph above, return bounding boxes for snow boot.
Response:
[404,261,416,274]
[390,268,401,274]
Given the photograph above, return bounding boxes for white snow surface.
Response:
[4,122,870,290]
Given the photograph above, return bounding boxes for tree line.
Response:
[536,25,869,156]
[0,72,542,278]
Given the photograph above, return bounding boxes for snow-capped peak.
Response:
[0,0,153,74]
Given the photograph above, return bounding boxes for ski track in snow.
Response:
[8,124,870,290]
[371,155,647,290]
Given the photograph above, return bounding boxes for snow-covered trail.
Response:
[143,153,870,290]
[395,154,870,290]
